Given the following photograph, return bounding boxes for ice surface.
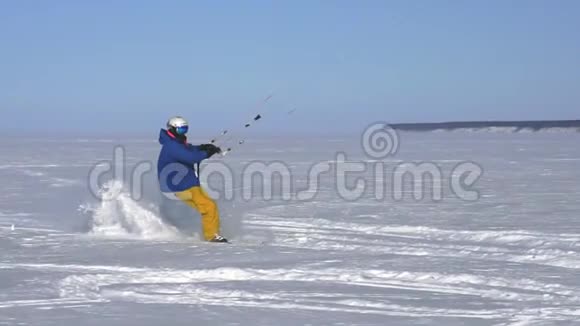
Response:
[1,132,580,325]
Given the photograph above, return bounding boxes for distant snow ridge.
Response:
[437,127,580,133]
[84,180,179,240]
[457,127,580,133]
[390,121,580,133]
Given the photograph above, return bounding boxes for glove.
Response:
[199,143,222,158]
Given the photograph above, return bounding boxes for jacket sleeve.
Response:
[170,143,208,164]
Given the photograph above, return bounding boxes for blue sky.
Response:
[1,0,579,134]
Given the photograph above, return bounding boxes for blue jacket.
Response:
[157,129,208,192]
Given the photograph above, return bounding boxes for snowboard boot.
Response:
[209,234,228,243]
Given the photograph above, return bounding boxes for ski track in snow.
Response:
[2,214,580,325]
[245,217,580,270]
[1,134,580,325]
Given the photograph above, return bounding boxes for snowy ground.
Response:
[1,132,580,325]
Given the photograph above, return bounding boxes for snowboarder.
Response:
[157,116,228,243]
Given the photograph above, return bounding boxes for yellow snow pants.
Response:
[175,186,220,241]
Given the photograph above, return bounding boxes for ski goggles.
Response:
[175,125,189,135]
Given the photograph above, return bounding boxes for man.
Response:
[157,116,227,243]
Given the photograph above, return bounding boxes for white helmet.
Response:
[166,116,189,135]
